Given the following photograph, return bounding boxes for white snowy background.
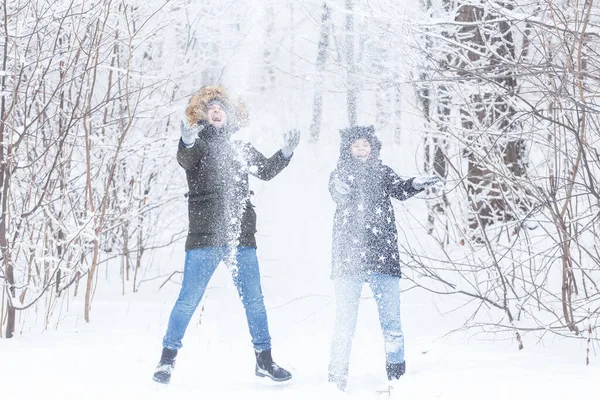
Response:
[2,0,599,398]
[2,163,598,399]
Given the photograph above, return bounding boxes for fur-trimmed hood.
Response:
[185,85,249,130]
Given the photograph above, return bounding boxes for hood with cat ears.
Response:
[185,85,249,130]
[338,125,382,161]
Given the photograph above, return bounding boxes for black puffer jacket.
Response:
[329,126,422,279]
[178,124,291,250]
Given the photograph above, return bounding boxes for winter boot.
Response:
[152,348,178,384]
[327,372,347,391]
[255,349,292,382]
[386,360,406,381]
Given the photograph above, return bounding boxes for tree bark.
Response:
[453,4,525,235]
[260,5,276,93]
[344,0,357,127]
[309,3,331,141]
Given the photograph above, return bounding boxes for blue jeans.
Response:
[162,246,271,352]
[329,274,404,378]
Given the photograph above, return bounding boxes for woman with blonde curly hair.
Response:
[153,85,300,385]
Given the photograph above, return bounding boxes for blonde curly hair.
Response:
[185,85,248,129]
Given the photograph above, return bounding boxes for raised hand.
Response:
[411,175,441,190]
[180,118,203,146]
[281,129,301,158]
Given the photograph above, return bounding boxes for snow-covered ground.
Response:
[2,144,598,400]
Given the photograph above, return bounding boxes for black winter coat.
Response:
[329,158,422,279]
[178,125,291,250]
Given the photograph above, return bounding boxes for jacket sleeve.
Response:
[329,170,352,204]
[245,145,291,181]
[176,138,208,171]
[383,166,422,201]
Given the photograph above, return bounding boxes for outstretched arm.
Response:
[383,166,423,201]
[246,145,291,181]
[176,119,208,170]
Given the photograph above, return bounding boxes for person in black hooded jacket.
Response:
[327,125,439,391]
[153,85,300,385]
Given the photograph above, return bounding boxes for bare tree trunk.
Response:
[345,0,357,127]
[423,84,450,234]
[85,4,129,322]
[0,281,5,338]
[0,154,15,338]
[289,2,296,76]
[393,79,402,143]
[133,216,143,293]
[55,225,65,294]
[260,5,276,93]
[453,4,524,236]
[419,0,449,234]
[122,223,129,296]
[375,84,390,130]
[309,3,331,141]
[0,0,14,339]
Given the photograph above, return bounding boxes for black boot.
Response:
[153,348,178,384]
[386,360,406,380]
[255,349,292,382]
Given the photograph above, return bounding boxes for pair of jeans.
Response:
[162,246,271,352]
[328,274,404,379]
